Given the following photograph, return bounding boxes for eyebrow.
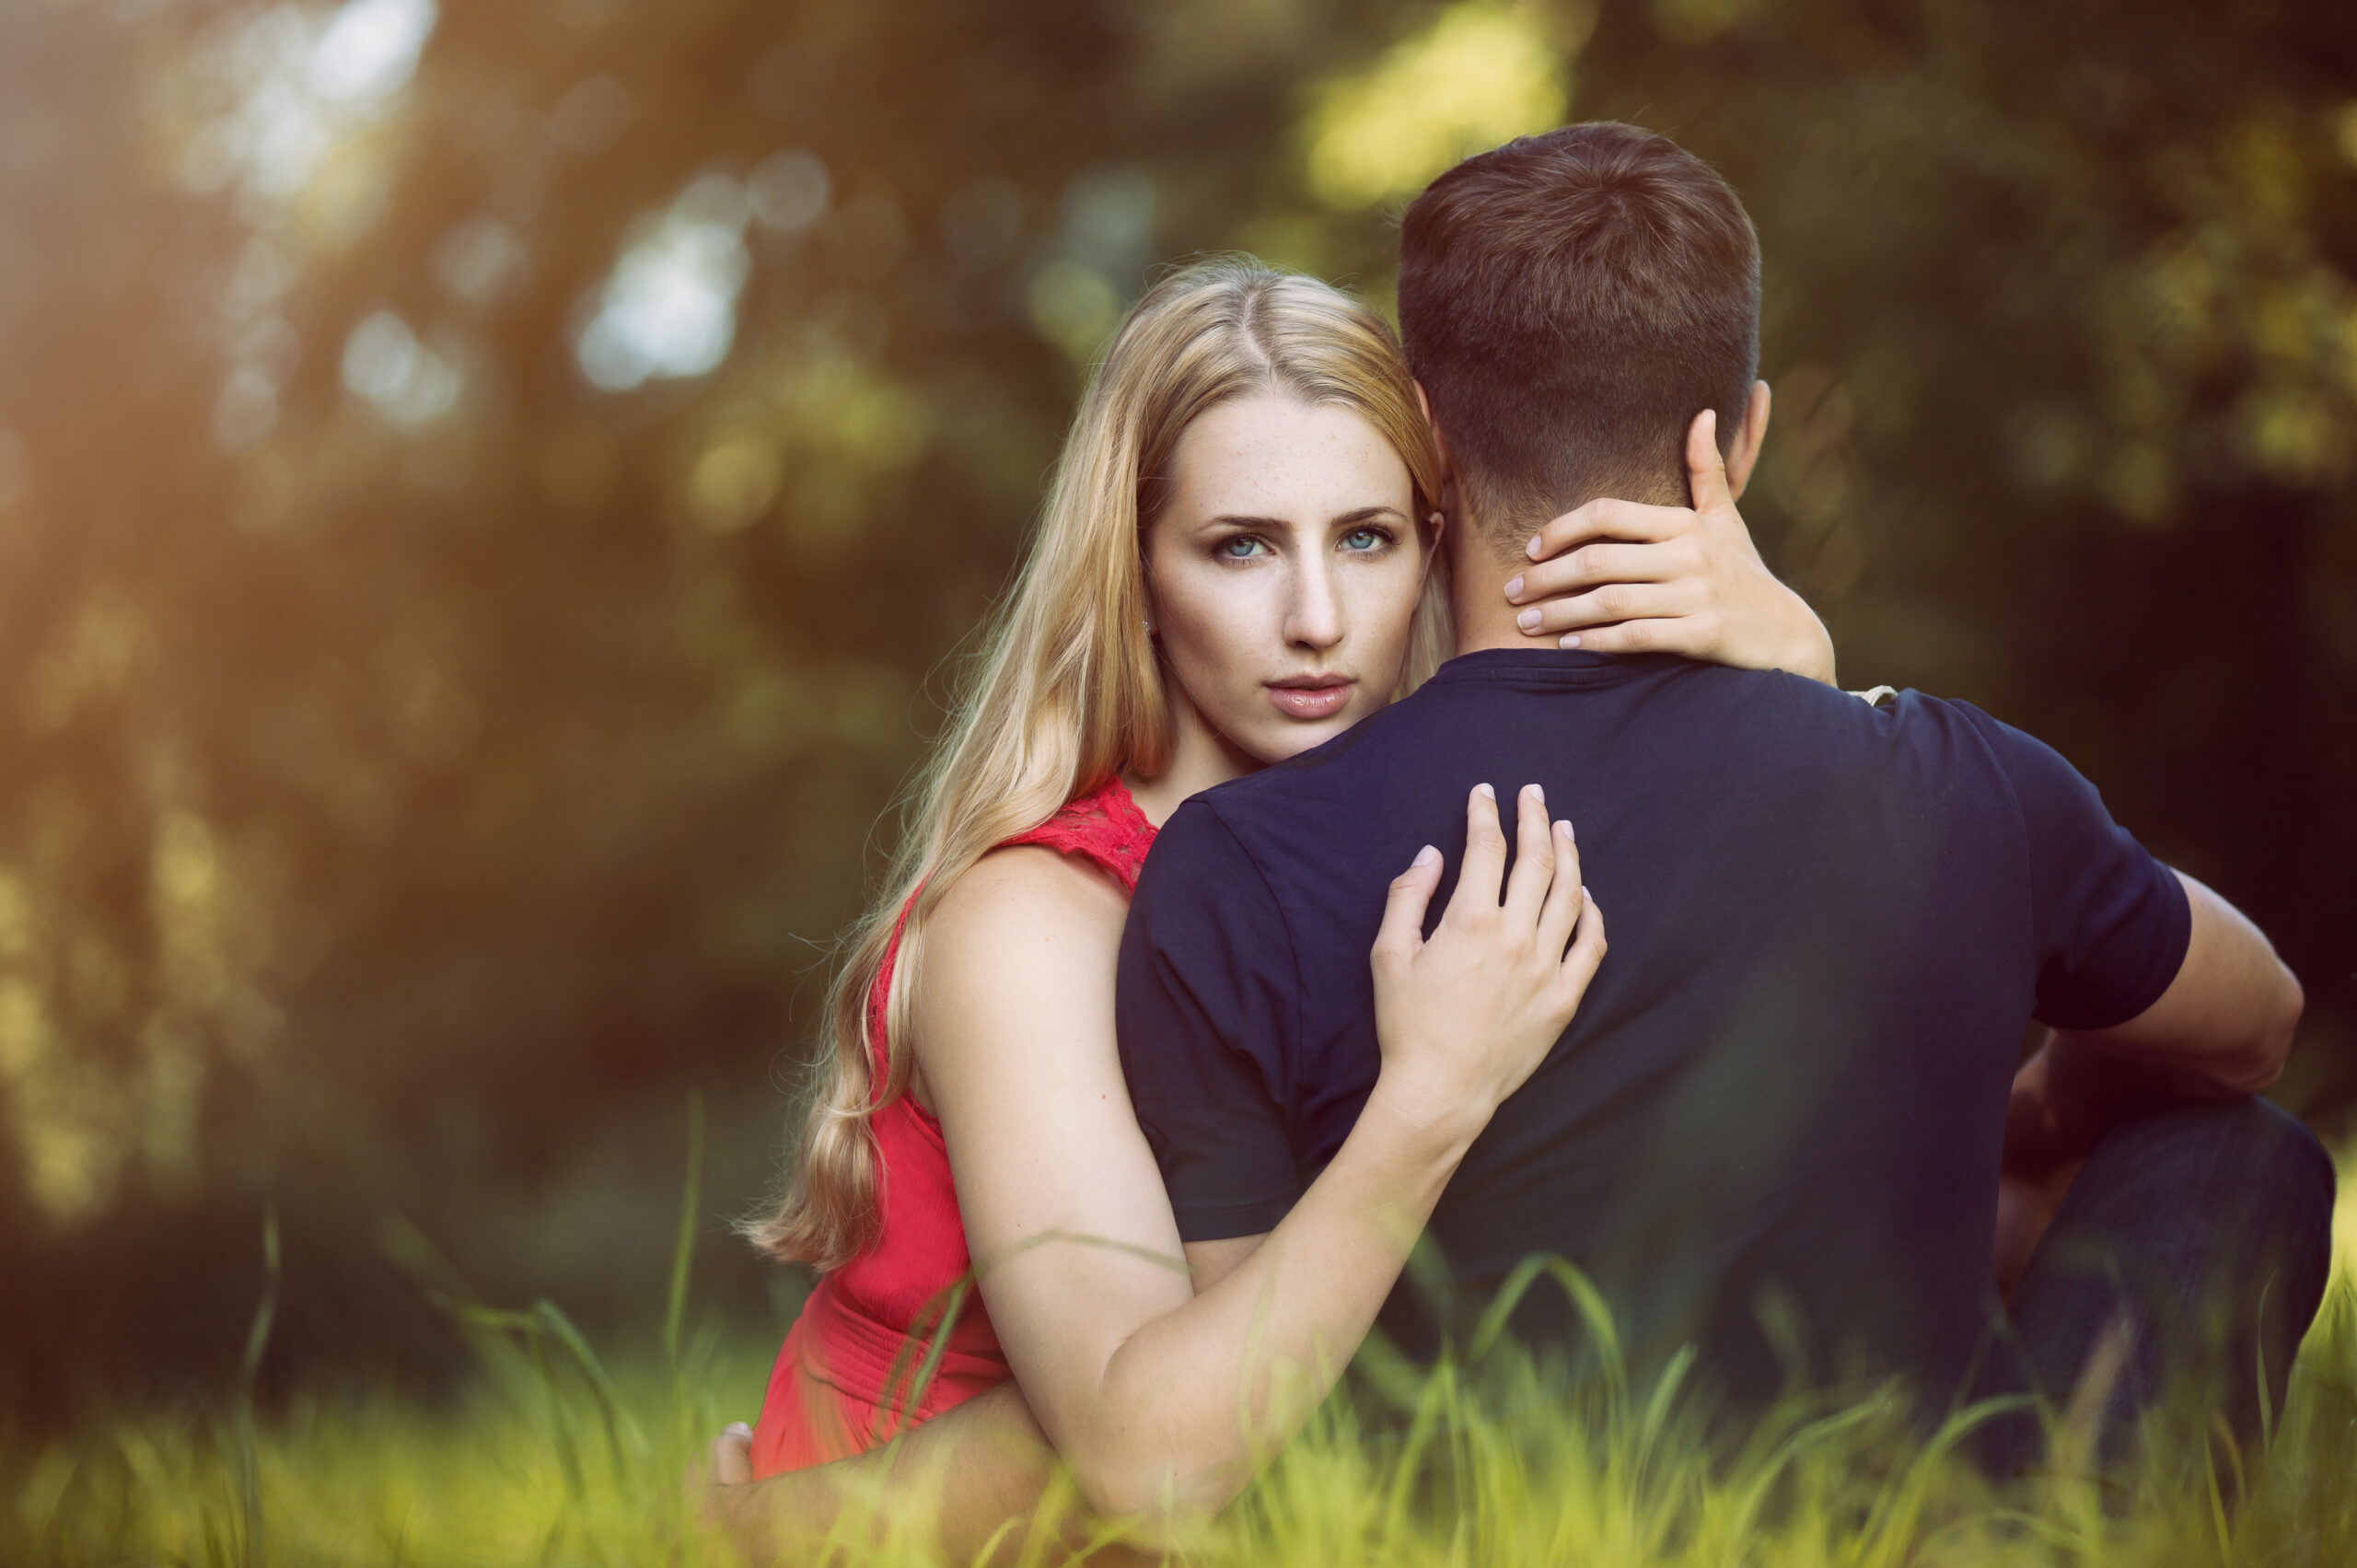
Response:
[1202,505,1411,530]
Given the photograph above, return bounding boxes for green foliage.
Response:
[5,1275,2354,1565]
[5,1140,2355,1565]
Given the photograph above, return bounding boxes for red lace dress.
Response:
[749,777,1158,1475]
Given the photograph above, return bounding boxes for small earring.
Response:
[1143,617,1155,636]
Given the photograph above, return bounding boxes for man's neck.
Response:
[1448,538,1567,657]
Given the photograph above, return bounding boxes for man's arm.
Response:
[2010,868,2301,1163]
[1996,870,2303,1293]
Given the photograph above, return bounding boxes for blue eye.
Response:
[1215,536,1267,560]
[1341,527,1389,552]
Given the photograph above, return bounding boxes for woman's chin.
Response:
[1246,716,1355,766]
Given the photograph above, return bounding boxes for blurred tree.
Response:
[0,0,2349,1415]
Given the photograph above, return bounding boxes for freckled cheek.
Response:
[1153,571,1284,717]
[1341,564,1424,691]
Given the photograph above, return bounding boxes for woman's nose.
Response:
[1284,557,1344,651]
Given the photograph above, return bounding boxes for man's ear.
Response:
[1724,379,1771,501]
[1413,378,1464,552]
[1414,379,1456,477]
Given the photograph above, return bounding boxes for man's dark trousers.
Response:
[1980,1097,2336,1476]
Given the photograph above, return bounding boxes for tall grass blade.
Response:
[533,1297,644,1473]
[666,1091,705,1374]
[231,1205,279,1568]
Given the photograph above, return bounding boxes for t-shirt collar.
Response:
[1425,646,1684,687]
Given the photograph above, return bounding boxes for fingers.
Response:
[1514,579,1703,639]
[1507,539,1691,606]
[1375,842,1444,968]
[1552,618,1701,656]
[1535,818,1585,958]
[710,1423,754,1485]
[1686,408,1736,518]
[1524,497,1685,563]
[1446,783,1509,923]
[1500,784,1557,927]
[1554,890,1608,1007]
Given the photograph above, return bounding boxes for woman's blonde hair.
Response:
[745,256,1449,1271]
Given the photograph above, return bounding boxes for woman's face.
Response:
[1143,391,1429,767]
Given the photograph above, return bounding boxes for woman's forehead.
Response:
[1168,394,1411,515]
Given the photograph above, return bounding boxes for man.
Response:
[1115,122,2331,1469]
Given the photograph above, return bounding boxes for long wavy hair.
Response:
[743,257,1449,1271]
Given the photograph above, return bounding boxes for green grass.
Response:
[7,1147,2354,1567]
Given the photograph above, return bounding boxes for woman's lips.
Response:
[1265,679,1355,721]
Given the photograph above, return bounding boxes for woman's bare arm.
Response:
[919,784,1605,1539]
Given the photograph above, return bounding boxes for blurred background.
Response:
[1,0,2351,1424]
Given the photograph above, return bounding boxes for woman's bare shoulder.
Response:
[911,846,1129,1100]
[922,843,1129,977]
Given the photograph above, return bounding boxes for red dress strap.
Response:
[1000,775,1156,894]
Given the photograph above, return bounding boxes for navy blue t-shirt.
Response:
[1115,649,2189,1402]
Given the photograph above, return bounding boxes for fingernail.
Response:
[1527,783,1545,806]
[726,1422,751,1436]
[1560,633,1582,649]
[1526,536,1543,560]
[1555,819,1572,841]
[1412,843,1438,866]
[1517,609,1540,633]
[1504,575,1524,599]
[1475,783,1495,800]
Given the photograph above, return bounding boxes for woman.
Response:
[725,258,1835,1534]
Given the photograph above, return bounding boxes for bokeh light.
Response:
[1305,2,1569,210]
[575,172,755,391]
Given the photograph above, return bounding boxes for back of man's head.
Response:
[1399,122,1760,563]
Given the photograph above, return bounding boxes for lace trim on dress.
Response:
[1002,774,1155,893]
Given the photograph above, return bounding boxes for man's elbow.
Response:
[2246,963,2305,1090]
[2211,961,2304,1096]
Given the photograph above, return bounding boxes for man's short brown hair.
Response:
[1398,122,1760,554]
